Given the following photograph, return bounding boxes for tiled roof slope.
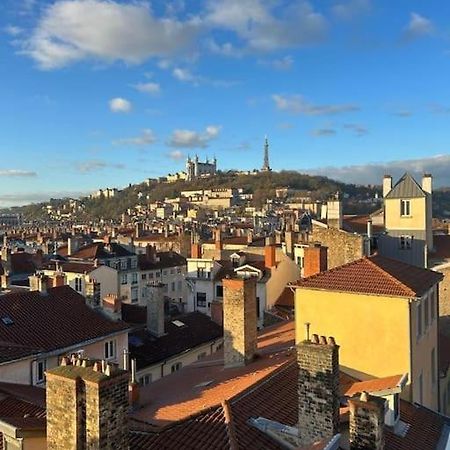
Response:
[138,251,186,271]
[0,286,129,363]
[385,173,426,199]
[130,312,223,370]
[295,255,442,297]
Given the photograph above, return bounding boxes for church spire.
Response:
[261,135,271,172]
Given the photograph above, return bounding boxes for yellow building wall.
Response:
[385,197,426,231]
[295,287,439,410]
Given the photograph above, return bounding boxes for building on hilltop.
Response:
[186,155,217,181]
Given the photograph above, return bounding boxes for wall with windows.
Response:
[136,339,223,386]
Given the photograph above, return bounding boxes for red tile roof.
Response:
[294,255,442,298]
[0,286,129,363]
[344,374,404,396]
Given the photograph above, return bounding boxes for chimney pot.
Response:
[311,334,319,344]
[328,336,336,346]
[319,335,328,345]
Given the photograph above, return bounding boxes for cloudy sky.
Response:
[1,0,450,206]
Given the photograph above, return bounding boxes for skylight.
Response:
[172,320,185,327]
[1,316,14,325]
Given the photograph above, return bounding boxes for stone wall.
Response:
[297,336,340,446]
[438,267,450,336]
[223,277,257,368]
[309,227,365,269]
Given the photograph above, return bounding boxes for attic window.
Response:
[1,316,14,325]
[172,320,185,327]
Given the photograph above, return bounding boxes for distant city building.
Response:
[90,188,119,199]
[0,213,21,227]
[186,155,217,181]
[261,136,272,172]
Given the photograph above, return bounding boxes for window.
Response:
[139,374,152,386]
[196,292,207,307]
[216,285,223,298]
[36,360,46,384]
[170,269,175,275]
[120,259,127,270]
[197,352,207,361]
[400,199,411,216]
[131,287,138,303]
[132,272,138,284]
[149,272,154,279]
[131,259,137,269]
[256,297,260,319]
[171,362,182,373]
[104,340,116,359]
[417,302,422,338]
[399,235,413,250]
[432,348,436,388]
[177,267,182,274]
[296,256,304,268]
[121,273,128,285]
[142,273,147,280]
[177,280,182,291]
[74,277,82,292]
[163,270,167,276]
[155,271,160,278]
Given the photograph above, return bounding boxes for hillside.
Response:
[6,170,382,221]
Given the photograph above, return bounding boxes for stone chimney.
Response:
[147,282,165,337]
[146,244,157,264]
[327,194,343,229]
[67,237,79,257]
[349,391,386,450]
[265,238,276,269]
[303,244,327,278]
[46,356,129,449]
[223,277,257,368]
[29,274,49,294]
[383,175,392,198]
[285,230,295,257]
[422,173,432,195]
[297,334,340,446]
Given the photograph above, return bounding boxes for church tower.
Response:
[261,136,272,172]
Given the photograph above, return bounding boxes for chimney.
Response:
[265,242,276,269]
[422,173,432,195]
[147,283,165,337]
[135,222,143,239]
[297,335,340,446]
[52,272,66,288]
[367,219,373,240]
[215,228,223,251]
[29,274,49,294]
[223,277,257,368]
[349,391,386,450]
[303,244,327,278]
[46,357,129,449]
[327,195,343,229]
[102,294,122,320]
[383,175,392,198]
[191,242,202,259]
[210,300,223,326]
[247,230,253,244]
[285,231,295,257]
[129,358,140,409]
[146,244,157,264]
[67,237,79,256]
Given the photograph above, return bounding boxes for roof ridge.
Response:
[222,399,239,450]
[366,256,416,297]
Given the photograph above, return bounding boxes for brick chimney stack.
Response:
[147,282,165,337]
[146,244,157,264]
[303,244,327,278]
[223,277,257,368]
[297,334,340,446]
[191,242,202,259]
[349,391,386,450]
[46,356,129,449]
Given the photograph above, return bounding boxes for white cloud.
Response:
[132,82,161,95]
[21,0,200,69]
[343,123,368,136]
[113,129,157,146]
[167,150,185,160]
[109,97,132,113]
[76,160,125,173]
[206,0,327,52]
[312,128,336,137]
[4,25,23,36]
[173,67,195,82]
[310,154,450,187]
[272,94,359,115]
[404,12,434,40]
[0,190,88,207]
[259,55,294,71]
[0,169,37,177]
[331,0,371,21]
[168,125,221,148]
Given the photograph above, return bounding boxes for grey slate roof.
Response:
[385,173,426,199]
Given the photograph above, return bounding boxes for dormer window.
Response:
[400,199,411,217]
[399,235,413,250]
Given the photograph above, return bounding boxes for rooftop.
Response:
[294,255,442,298]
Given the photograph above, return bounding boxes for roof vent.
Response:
[1,316,14,325]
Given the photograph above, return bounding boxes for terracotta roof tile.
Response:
[344,374,404,396]
[294,255,442,298]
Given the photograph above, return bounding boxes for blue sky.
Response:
[1,0,450,206]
